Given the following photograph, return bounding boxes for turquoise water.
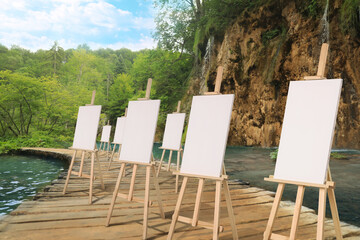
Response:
[0,155,66,216]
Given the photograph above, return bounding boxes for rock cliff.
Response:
[183,0,360,149]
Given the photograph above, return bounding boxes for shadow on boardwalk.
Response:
[0,148,359,239]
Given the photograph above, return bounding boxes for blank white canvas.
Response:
[100,125,111,142]
[113,117,126,144]
[161,113,186,150]
[274,79,342,185]
[119,100,160,164]
[72,105,102,151]
[180,94,234,178]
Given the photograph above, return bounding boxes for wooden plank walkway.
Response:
[1,148,360,239]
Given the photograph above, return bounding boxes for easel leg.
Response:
[79,151,85,177]
[89,152,95,204]
[167,176,188,240]
[328,187,343,239]
[107,144,117,171]
[151,165,165,218]
[95,151,105,190]
[317,188,327,240]
[167,150,173,171]
[107,141,110,160]
[289,185,305,240]
[156,149,166,177]
[106,163,126,226]
[63,150,77,194]
[213,180,222,240]
[128,164,138,201]
[223,179,238,240]
[143,166,151,240]
[264,183,285,240]
[175,151,180,193]
[192,178,204,226]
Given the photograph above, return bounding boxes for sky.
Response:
[0,0,157,51]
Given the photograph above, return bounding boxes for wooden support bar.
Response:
[145,78,152,99]
[176,101,181,113]
[151,165,165,218]
[91,90,96,105]
[265,176,333,188]
[95,151,104,190]
[116,193,152,205]
[303,43,328,80]
[143,166,151,239]
[63,150,77,194]
[79,151,85,176]
[223,179,239,240]
[107,144,118,171]
[175,150,181,193]
[263,183,285,240]
[204,66,223,95]
[192,178,204,226]
[177,216,224,232]
[128,164,138,201]
[106,163,126,226]
[167,176,188,240]
[328,187,343,239]
[89,152,95,204]
[166,150,173,171]
[156,149,166,177]
[214,66,223,93]
[173,171,226,181]
[289,185,305,239]
[316,43,329,78]
[270,233,290,240]
[213,180,222,240]
[317,188,327,240]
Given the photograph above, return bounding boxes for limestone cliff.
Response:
[183,0,360,149]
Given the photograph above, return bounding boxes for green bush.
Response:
[0,132,72,154]
[269,148,278,161]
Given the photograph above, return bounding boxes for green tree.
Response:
[105,73,134,122]
[0,71,43,136]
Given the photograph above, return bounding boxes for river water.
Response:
[0,155,66,216]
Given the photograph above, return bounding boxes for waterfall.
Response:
[200,36,214,93]
[320,0,330,44]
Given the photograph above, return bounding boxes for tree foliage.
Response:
[0,41,193,153]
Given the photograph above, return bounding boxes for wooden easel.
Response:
[304,43,328,80]
[105,78,165,240]
[107,108,127,171]
[263,43,343,240]
[63,90,105,204]
[99,121,111,159]
[156,100,183,193]
[167,66,238,240]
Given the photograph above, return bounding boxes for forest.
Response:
[1,0,359,153]
[0,43,193,153]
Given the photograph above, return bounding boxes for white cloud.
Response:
[0,0,156,51]
[89,36,157,51]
